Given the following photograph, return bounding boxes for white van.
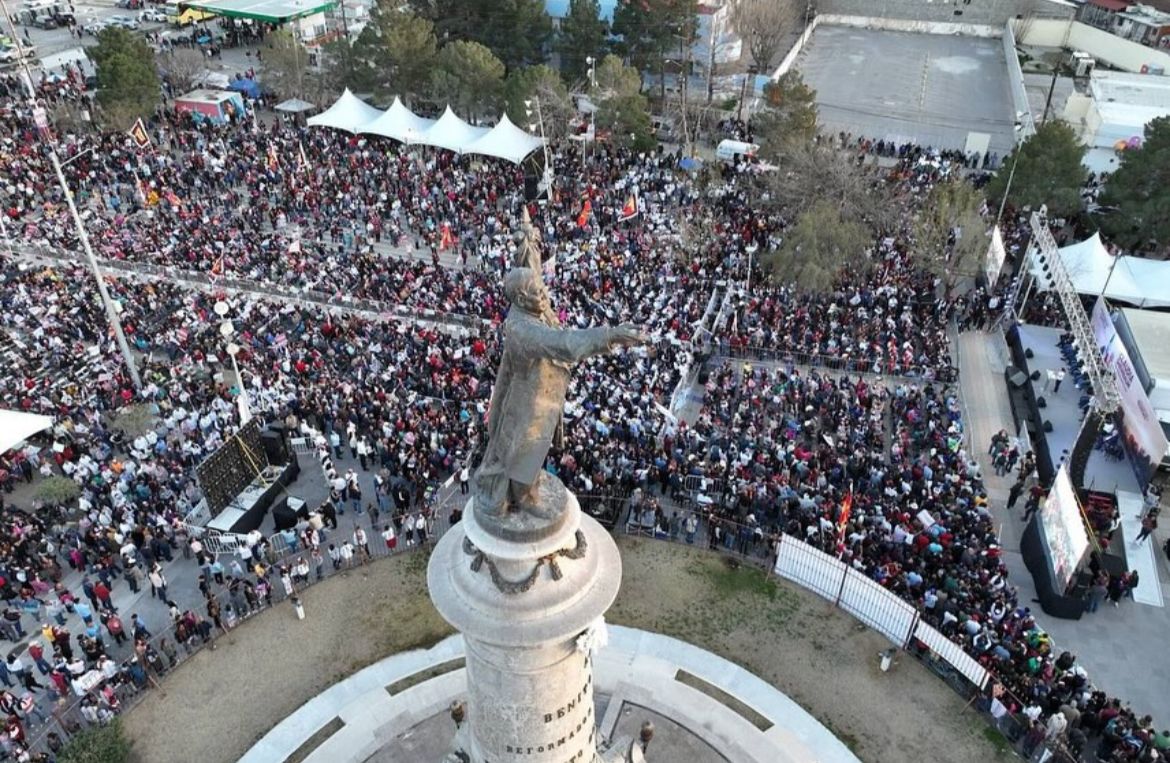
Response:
[716,139,759,162]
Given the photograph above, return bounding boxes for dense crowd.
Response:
[680,361,1167,761]
[0,78,1160,761]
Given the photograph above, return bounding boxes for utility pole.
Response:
[1041,65,1058,125]
[706,6,719,103]
[0,0,142,391]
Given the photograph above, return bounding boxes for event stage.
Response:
[1014,324,1137,493]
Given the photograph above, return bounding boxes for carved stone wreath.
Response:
[462,530,588,595]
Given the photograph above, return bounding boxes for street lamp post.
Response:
[0,0,142,391]
[216,301,252,424]
[583,55,597,170]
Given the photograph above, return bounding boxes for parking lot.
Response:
[5,0,260,81]
[797,25,1018,159]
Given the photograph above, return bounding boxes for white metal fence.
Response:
[772,533,989,691]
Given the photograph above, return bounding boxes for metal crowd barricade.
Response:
[836,569,920,646]
[773,533,848,602]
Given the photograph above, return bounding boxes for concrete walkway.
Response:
[241,626,860,763]
[956,329,1170,725]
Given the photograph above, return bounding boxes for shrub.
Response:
[58,720,131,763]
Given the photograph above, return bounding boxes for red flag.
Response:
[164,190,181,207]
[576,198,592,229]
[439,223,454,250]
[620,193,638,220]
[210,255,224,277]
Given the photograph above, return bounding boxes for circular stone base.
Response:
[241,626,860,763]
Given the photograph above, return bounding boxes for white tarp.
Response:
[307,89,383,134]
[415,106,489,154]
[464,113,544,164]
[361,97,436,143]
[1032,232,1170,308]
[0,410,54,454]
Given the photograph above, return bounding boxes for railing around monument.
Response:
[33,497,1069,762]
[623,519,1083,762]
[21,510,459,758]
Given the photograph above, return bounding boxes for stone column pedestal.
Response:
[428,492,621,763]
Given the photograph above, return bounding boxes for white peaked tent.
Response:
[465,113,544,164]
[416,106,490,153]
[361,97,436,143]
[307,89,384,134]
[1032,232,1170,308]
[0,410,54,454]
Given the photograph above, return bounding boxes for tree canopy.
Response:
[90,27,161,129]
[594,53,642,99]
[411,0,551,71]
[753,72,818,153]
[589,55,654,151]
[612,0,697,97]
[764,199,873,291]
[259,28,317,102]
[58,719,131,763]
[986,121,1086,218]
[1098,115,1170,255]
[351,6,438,105]
[596,93,656,152]
[557,0,607,85]
[913,178,990,296]
[756,141,893,291]
[430,40,506,121]
[504,65,574,139]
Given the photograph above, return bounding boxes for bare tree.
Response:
[730,0,802,72]
[761,141,896,235]
[913,178,990,297]
[158,49,206,94]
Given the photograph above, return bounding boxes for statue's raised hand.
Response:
[609,324,650,348]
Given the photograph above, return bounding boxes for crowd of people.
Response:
[0,76,1161,760]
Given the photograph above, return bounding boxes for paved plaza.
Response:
[797,26,1018,157]
[956,329,1170,725]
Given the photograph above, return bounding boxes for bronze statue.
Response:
[474,210,646,523]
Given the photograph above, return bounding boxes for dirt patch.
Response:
[608,537,1008,763]
[122,539,1007,763]
[120,554,453,763]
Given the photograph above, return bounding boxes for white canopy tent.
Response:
[1031,232,1170,308]
[307,89,383,134]
[361,97,436,143]
[0,410,54,454]
[464,113,545,164]
[415,106,490,153]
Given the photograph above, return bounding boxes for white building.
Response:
[1062,69,1170,172]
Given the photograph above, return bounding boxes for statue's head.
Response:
[504,267,550,316]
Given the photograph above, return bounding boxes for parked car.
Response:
[31,15,58,29]
[0,44,33,63]
[82,19,107,34]
[139,8,167,22]
[106,14,140,29]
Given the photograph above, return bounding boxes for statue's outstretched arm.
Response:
[520,323,647,364]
